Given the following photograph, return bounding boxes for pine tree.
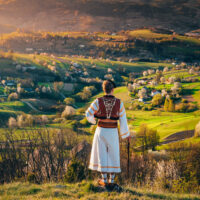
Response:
[164,98,169,112]
[168,98,175,112]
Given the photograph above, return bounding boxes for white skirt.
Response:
[89,126,121,173]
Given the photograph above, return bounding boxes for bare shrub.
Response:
[41,115,49,124]
[168,76,176,84]
[8,93,19,101]
[194,121,200,137]
[61,106,76,119]
[154,160,179,190]
[17,114,25,128]
[8,117,17,128]
[160,77,166,84]
[163,67,168,72]
[143,71,148,76]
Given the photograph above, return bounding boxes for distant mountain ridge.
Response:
[0,0,200,33]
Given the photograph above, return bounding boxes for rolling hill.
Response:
[0,29,200,61]
[0,0,200,33]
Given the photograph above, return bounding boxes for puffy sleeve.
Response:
[85,99,99,124]
[119,101,130,139]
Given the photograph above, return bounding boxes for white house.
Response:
[151,90,160,97]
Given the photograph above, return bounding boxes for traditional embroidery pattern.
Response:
[120,111,125,118]
[103,97,116,119]
[89,163,120,168]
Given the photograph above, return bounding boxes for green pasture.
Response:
[0,101,31,113]
[83,86,200,140]
[128,29,200,45]
[0,86,4,95]
[129,29,171,40]
[127,110,200,140]
[182,82,200,103]
[157,136,200,150]
[142,69,198,80]
[60,56,173,72]
[0,57,15,69]
[1,52,173,75]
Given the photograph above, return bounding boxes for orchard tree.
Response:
[168,76,176,84]
[164,98,169,112]
[161,89,167,97]
[147,129,160,151]
[26,114,34,127]
[160,77,166,84]
[17,115,25,128]
[194,121,200,137]
[41,115,49,124]
[8,93,19,101]
[155,72,162,83]
[152,94,163,107]
[8,117,17,128]
[137,124,160,152]
[163,67,168,73]
[138,88,147,99]
[143,71,148,76]
[189,68,195,75]
[61,106,76,119]
[168,98,175,112]
[64,98,75,106]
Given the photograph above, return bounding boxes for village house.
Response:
[24,87,34,93]
[151,89,160,97]
[4,80,16,87]
[22,65,37,72]
[79,44,85,48]
[138,80,147,85]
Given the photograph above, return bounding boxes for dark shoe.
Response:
[106,183,122,192]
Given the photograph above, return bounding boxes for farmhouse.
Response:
[24,88,34,92]
[22,66,37,72]
[25,48,34,52]
[72,62,81,68]
[5,80,16,87]
[151,89,160,97]
[63,83,75,92]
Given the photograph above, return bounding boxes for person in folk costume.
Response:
[86,80,131,186]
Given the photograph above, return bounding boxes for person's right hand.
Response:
[126,135,131,142]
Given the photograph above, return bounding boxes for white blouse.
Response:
[85,98,130,139]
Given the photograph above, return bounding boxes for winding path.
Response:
[20,100,40,112]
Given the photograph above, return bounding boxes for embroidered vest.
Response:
[94,95,120,128]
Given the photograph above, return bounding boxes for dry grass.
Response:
[0,181,200,200]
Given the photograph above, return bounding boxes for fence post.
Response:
[127,139,130,179]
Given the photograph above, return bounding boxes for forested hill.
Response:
[0,0,200,33]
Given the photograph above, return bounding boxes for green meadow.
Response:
[0,101,31,113]
[0,51,174,78]
[84,86,200,141]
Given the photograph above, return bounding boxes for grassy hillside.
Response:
[88,86,200,141]
[0,51,173,80]
[1,28,200,61]
[0,0,200,33]
[1,181,200,200]
[0,101,31,113]
[0,51,199,145]
[128,110,200,140]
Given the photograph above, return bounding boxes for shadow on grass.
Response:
[126,189,200,200]
[84,183,200,200]
[19,187,42,195]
